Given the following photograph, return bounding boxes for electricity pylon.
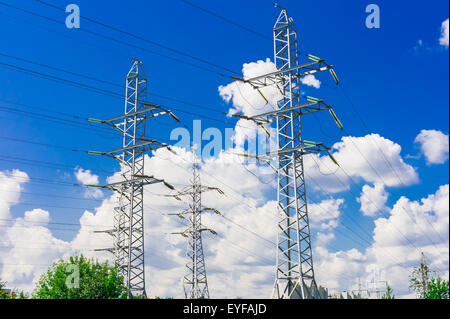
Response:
[232,5,342,299]
[87,59,180,298]
[169,152,223,299]
[410,252,435,298]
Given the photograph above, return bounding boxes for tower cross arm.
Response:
[200,207,222,215]
[170,185,224,198]
[247,142,339,166]
[234,96,343,131]
[88,139,174,159]
[85,175,174,191]
[87,103,180,133]
[231,59,338,89]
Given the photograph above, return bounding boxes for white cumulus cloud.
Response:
[300,74,321,89]
[315,184,449,297]
[0,57,447,300]
[309,198,344,230]
[75,167,103,199]
[440,18,449,48]
[415,129,449,165]
[357,183,389,217]
[304,134,419,194]
[219,58,282,118]
[24,209,50,225]
[0,169,29,220]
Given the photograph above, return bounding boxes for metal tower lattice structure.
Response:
[170,153,223,299]
[232,6,342,299]
[87,59,179,298]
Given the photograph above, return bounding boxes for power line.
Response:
[0,135,89,153]
[337,86,448,246]
[340,130,447,248]
[0,52,121,89]
[0,154,114,176]
[0,1,234,77]
[0,188,102,202]
[0,52,231,117]
[0,59,236,125]
[0,144,423,289]
[309,156,447,274]
[0,60,121,98]
[224,79,447,278]
[165,182,277,251]
[179,0,447,254]
[0,104,120,138]
[226,49,448,272]
[152,150,373,258]
[0,217,109,229]
[36,0,240,76]
[152,143,414,283]
[180,0,272,41]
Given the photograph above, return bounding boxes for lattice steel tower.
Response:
[232,5,342,299]
[87,59,179,298]
[170,153,223,299]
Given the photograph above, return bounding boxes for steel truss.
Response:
[88,59,178,298]
[233,7,342,299]
[170,154,223,299]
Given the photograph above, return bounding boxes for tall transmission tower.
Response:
[87,59,180,298]
[169,152,223,299]
[232,5,342,299]
[410,252,435,298]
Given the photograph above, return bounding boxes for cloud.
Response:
[440,18,449,48]
[309,198,344,230]
[0,169,29,220]
[0,58,447,299]
[300,74,321,89]
[316,232,335,246]
[415,129,449,165]
[304,134,419,194]
[0,169,107,293]
[74,167,103,199]
[218,58,281,117]
[0,208,73,292]
[136,148,279,298]
[357,183,389,217]
[0,139,445,299]
[315,184,449,297]
[369,184,449,296]
[373,184,449,249]
[24,209,50,225]
[35,147,276,299]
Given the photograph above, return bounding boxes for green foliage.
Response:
[32,255,128,299]
[0,280,29,299]
[0,280,8,299]
[409,255,433,298]
[426,277,449,299]
[381,284,395,299]
[409,254,449,299]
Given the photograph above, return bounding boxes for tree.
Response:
[0,280,8,299]
[32,255,128,299]
[381,284,395,299]
[426,277,449,299]
[409,253,434,298]
[0,280,28,299]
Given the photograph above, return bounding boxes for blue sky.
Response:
[0,0,448,297]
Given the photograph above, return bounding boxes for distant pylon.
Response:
[169,151,224,299]
[231,6,342,299]
[87,59,180,298]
